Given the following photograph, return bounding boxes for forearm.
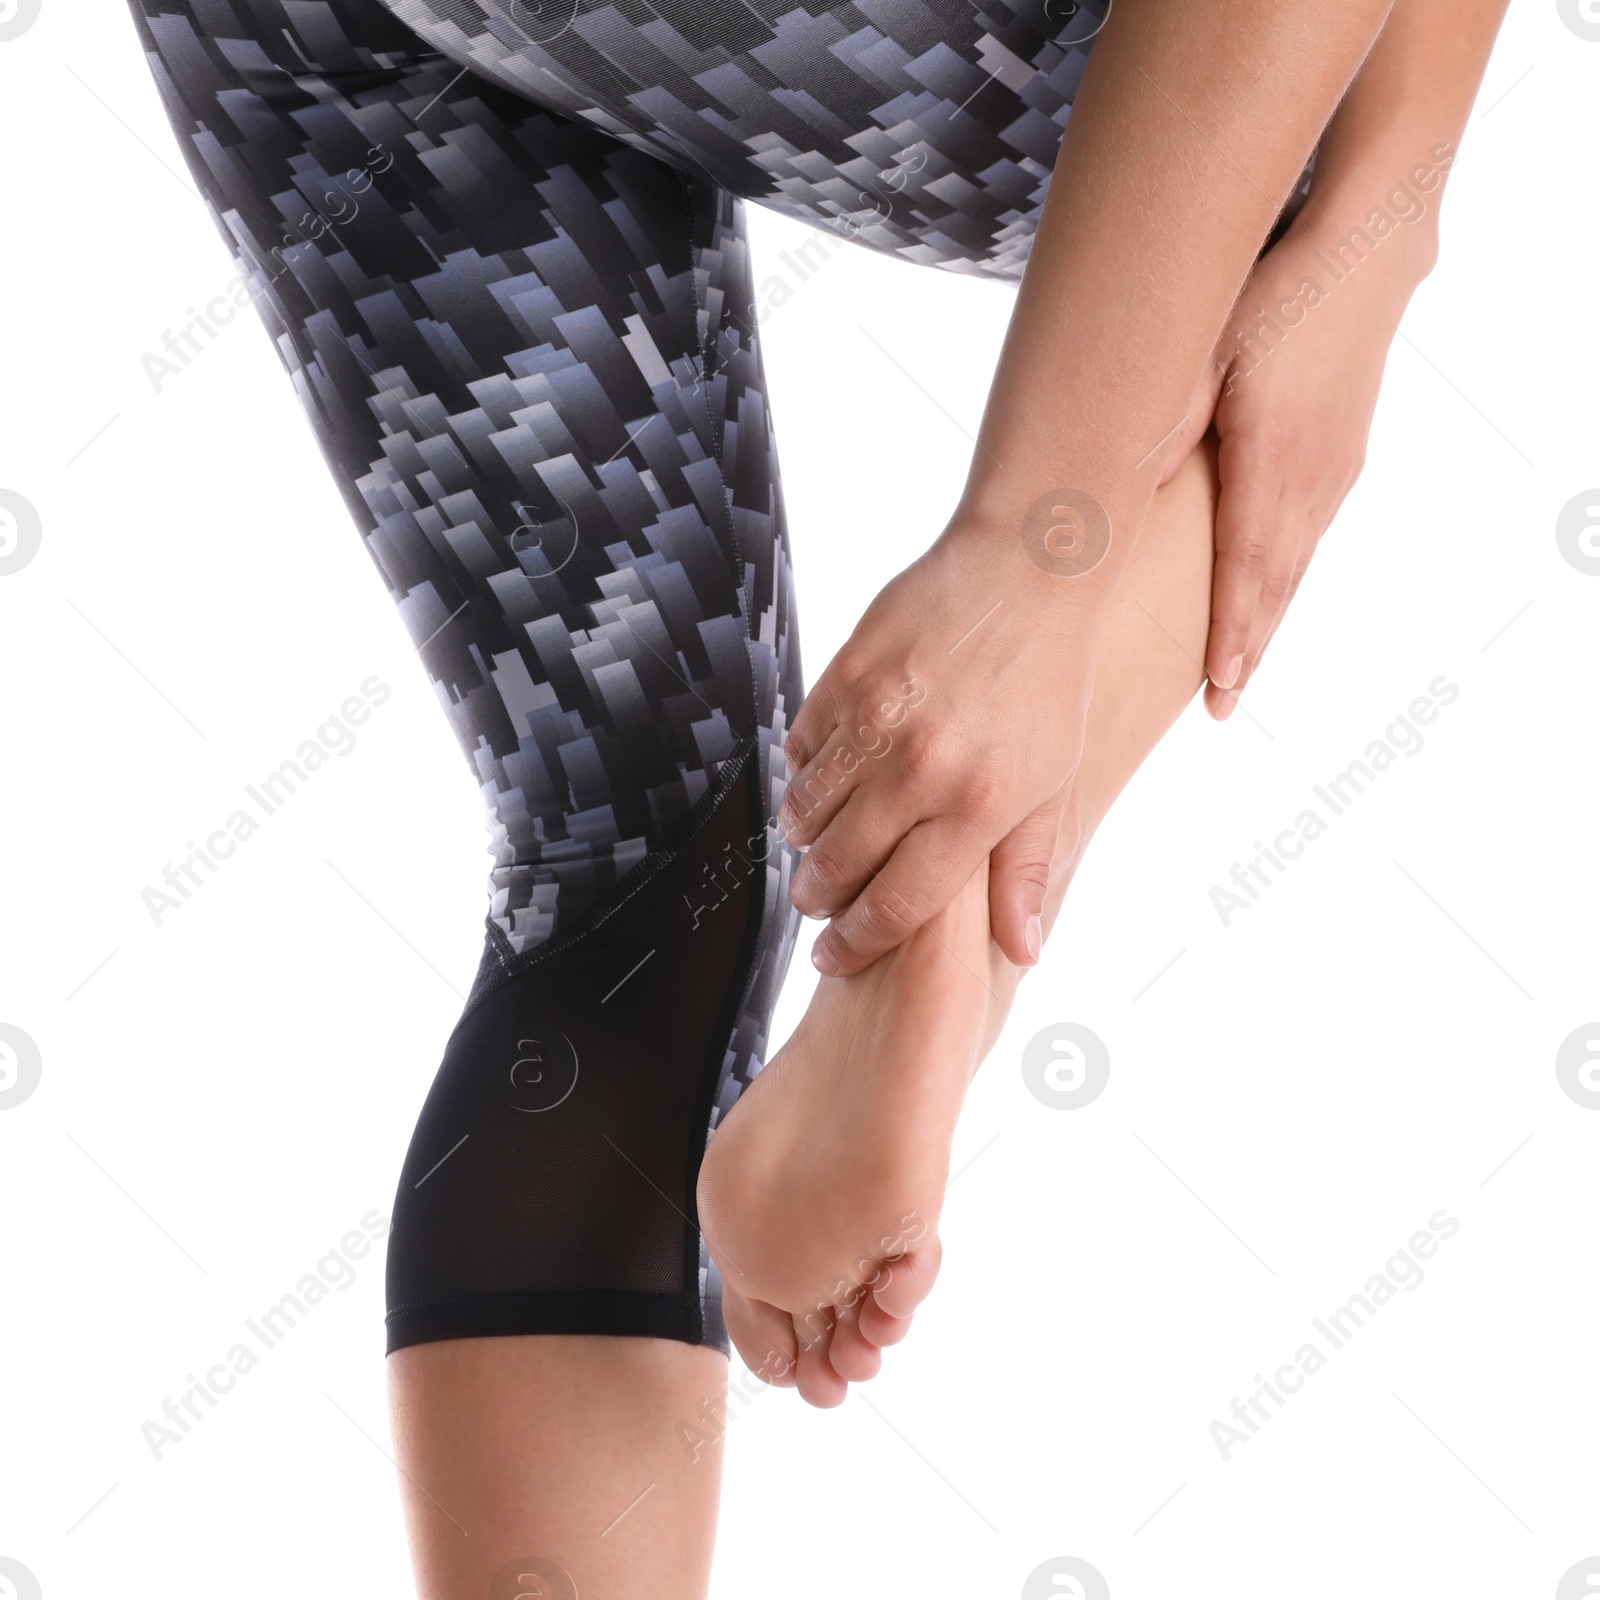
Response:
[1294,0,1511,272]
[950,0,1393,613]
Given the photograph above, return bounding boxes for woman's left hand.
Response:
[1157,202,1438,718]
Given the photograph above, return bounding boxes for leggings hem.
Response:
[384,1289,714,1353]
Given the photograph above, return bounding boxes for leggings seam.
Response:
[678,170,765,733]
[677,748,773,1344]
[464,731,761,1017]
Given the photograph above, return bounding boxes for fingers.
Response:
[810,817,979,977]
[1158,360,1225,484]
[1225,508,1317,707]
[987,793,1067,968]
[1204,435,1286,711]
[1207,495,1316,722]
[778,722,856,846]
[789,792,903,920]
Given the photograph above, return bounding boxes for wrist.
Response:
[1290,138,1452,289]
[937,492,1135,634]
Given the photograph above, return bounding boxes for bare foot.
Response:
[698,438,1221,1405]
[697,859,1004,1405]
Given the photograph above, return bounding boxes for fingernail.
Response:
[1218,653,1244,690]
[1215,694,1237,722]
[811,938,840,976]
[1024,913,1042,964]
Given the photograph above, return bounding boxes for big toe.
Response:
[868,1235,942,1323]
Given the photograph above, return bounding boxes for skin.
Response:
[700,436,1223,1402]
[780,0,1394,980]
[387,1,1515,1592]
[390,426,1222,1596]
[784,0,1508,979]
[1163,0,1514,719]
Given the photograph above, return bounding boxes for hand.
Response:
[1159,203,1437,717]
[781,529,1101,976]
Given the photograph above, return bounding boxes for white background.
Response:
[2,2,1597,1596]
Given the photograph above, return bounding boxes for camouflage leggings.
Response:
[125,0,1301,1354]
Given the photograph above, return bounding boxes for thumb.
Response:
[1158,356,1227,483]
[988,794,1065,969]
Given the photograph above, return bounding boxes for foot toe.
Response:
[794,1311,849,1408]
[869,1236,942,1321]
[724,1287,799,1386]
[826,1299,884,1381]
[859,1293,913,1347]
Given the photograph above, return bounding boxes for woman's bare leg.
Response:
[389,1334,727,1599]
